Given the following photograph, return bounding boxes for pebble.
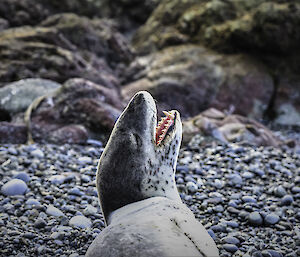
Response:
[248,211,263,226]
[25,198,41,206]
[34,218,47,228]
[13,172,31,182]
[78,156,92,164]
[46,205,65,217]
[69,215,92,229]
[274,185,287,197]
[186,181,198,193]
[264,213,280,225]
[49,175,65,185]
[221,236,240,245]
[281,195,294,206]
[1,179,28,196]
[30,149,44,158]
[223,244,238,253]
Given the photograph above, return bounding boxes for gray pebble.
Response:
[30,149,44,158]
[46,205,65,217]
[1,179,28,196]
[264,213,280,225]
[69,215,92,229]
[223,244,238,253]
[14,172,31,182]
[281,195,294,206]
[248,211,263,226]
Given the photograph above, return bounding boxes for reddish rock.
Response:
[29,78,124,143]
[0,122,27,143]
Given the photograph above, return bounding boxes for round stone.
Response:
[242,171,254,179]
[78,156,92,164]
[46,205,65,217]
[49,175,65,185]
[281,195,294,206]
[34,218,47,229]
[69,215,92,229]
[221,236,240,245]
[186,181,198,193]
[274,185,287,197]
[242,196,257,203]
[14,172,31,182]
[1,179,28,196]
[30,149,44,158]
[248,211,263,226]
[264,213,280,225]
[223,244,238,253]
[230,174,243,186]
[25,198,41,206]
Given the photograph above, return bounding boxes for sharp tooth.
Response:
[162,111,170,117]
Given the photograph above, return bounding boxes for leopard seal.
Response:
[86,91,219,257]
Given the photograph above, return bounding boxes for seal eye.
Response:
[155,111,175,145]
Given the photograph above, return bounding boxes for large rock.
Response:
[133,0,300,55]
[0,0,103,27]
[0,79,61,115]
[0,122,27,144]
[29,78,124,143]
[122,45,274,119]
[0,13,133,87]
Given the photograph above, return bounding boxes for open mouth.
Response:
[155,111,176,145]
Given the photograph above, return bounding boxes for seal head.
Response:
[97,91,182,224]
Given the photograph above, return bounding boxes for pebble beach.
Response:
[0,133,299,257]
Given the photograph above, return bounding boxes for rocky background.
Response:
[0,0,299,256]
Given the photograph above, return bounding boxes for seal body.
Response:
[86,91,219,257]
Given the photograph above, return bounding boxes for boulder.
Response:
[122,45,274,120]
[0,13,133,87]
[0,79,61,115]
[29,78,124,143]
[182,108,285,147]
[0,0,104,27]
[133,0,300,55]
[0,122,27,144]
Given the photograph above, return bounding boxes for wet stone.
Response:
[248,211,263,226]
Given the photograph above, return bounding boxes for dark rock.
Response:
[99,0,160,31]
[0,122,27,143]
[34,218,47,229]
[29,78,124,143]
[133,0,300,55]
[122,45,274,120]
[0,13,133,87]
[248,211,263,226]
[223,244,238,253]
[0,0,105,27]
